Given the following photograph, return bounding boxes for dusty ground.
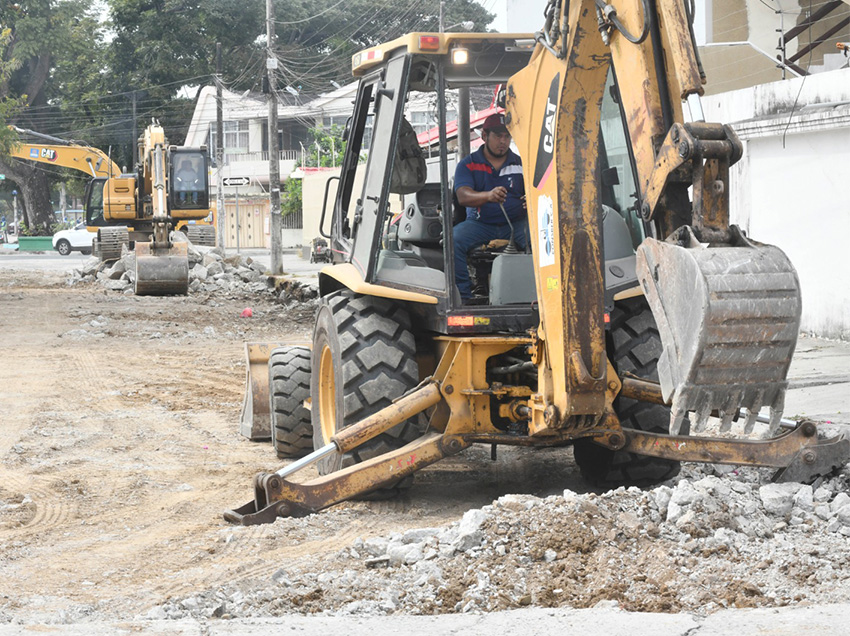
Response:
[2,269,850,628]
[0,270,596,623]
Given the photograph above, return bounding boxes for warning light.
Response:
[419,35,441,51]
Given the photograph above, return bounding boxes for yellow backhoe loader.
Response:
[228,0,849,525]
[9,123,215,294]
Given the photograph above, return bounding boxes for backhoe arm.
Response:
[507,0,802,435]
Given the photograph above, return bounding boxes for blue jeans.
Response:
[453,217,530,299]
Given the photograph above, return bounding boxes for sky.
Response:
[475,0,508,32]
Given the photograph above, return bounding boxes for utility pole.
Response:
[457,87,470,158]
[216,42,226,249]
[439,3,470,158]
[131,91,138,166]
[267,0,283,275]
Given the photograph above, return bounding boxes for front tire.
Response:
[269,346,313,458]
[56,239,71,256]
[573,296,682,487]
[310,292,425,491]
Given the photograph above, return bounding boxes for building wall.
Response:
[300,167,401,249]
[705,67,850,340]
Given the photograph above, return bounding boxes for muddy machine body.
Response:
[229,3,847,524]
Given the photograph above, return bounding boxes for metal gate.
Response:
[224,198,268,249]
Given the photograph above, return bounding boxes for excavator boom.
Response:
[9,126,120,178]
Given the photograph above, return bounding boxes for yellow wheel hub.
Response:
[318,344,336,444]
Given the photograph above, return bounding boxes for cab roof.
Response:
[351,32,536,76]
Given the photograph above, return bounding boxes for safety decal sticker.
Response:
[538,194,555,268]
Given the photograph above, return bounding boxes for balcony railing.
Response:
[223,150,300,165]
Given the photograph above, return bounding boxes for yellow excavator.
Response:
[227,0,849,524]
[8,123,214,294]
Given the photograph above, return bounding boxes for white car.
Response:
[53,221,95,256]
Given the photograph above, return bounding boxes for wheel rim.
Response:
[318,343,336,444]
[58,241,69,255]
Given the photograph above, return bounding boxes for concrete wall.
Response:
[704,68,850,340]
[301,168,342,246]
[300,166,402,248]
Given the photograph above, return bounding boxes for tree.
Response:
[280,176,301,219]
[299,124,345,169]
[268,0,495,93]
[0,0,104,232]
[0,28,24,155]
[106,0,267,150]
[104,0,493,139]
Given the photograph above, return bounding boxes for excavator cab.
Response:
[169,149,209,211]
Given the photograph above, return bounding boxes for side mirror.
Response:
[601,166,620,187]
[496,85,507,109]
[342,116,353,143]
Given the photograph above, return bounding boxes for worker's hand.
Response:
[487,186,508,203]
[521,194,527,210]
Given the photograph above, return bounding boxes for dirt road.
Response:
[0,270,588,623]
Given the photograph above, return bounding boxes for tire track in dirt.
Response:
[9,348,130,534]
[0,475,79,536]
[0,346,84,537]
[66,348,126,412]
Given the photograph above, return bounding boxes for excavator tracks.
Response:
[95,226,129,261]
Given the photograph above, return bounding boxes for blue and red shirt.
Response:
[454,147,525,224]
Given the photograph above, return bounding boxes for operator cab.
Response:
[320,34,650,334]
[169,148,210,210]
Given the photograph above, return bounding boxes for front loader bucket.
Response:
[134,241,189,296]
[239,342,293,440]
[636,225,802,435]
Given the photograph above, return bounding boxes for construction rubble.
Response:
[68,234,319,305]
[153,462,850,621]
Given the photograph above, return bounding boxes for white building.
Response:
[184,83,359,248]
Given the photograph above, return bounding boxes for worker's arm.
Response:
[456,185,507,208]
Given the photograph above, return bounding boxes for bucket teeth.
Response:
[742,408,760,435]
[670,407,688,436]
[718,409,735,433]
[668,384,787,436]
[637,226,801,440]
[767,393,786,436]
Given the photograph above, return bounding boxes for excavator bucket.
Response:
[636,225,802,436]
[134,241,190,296]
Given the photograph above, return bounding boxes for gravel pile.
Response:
[152,462,850,621]
[68,234,319,306]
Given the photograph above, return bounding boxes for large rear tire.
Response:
[269,345,313,459]
[310,292,425,494]
[573,296,682,487]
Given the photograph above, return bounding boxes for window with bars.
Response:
[408,108,456,136]
[208,120,249,152]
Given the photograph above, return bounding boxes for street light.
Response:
[444,21,474,31]
[438,1,474,33]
